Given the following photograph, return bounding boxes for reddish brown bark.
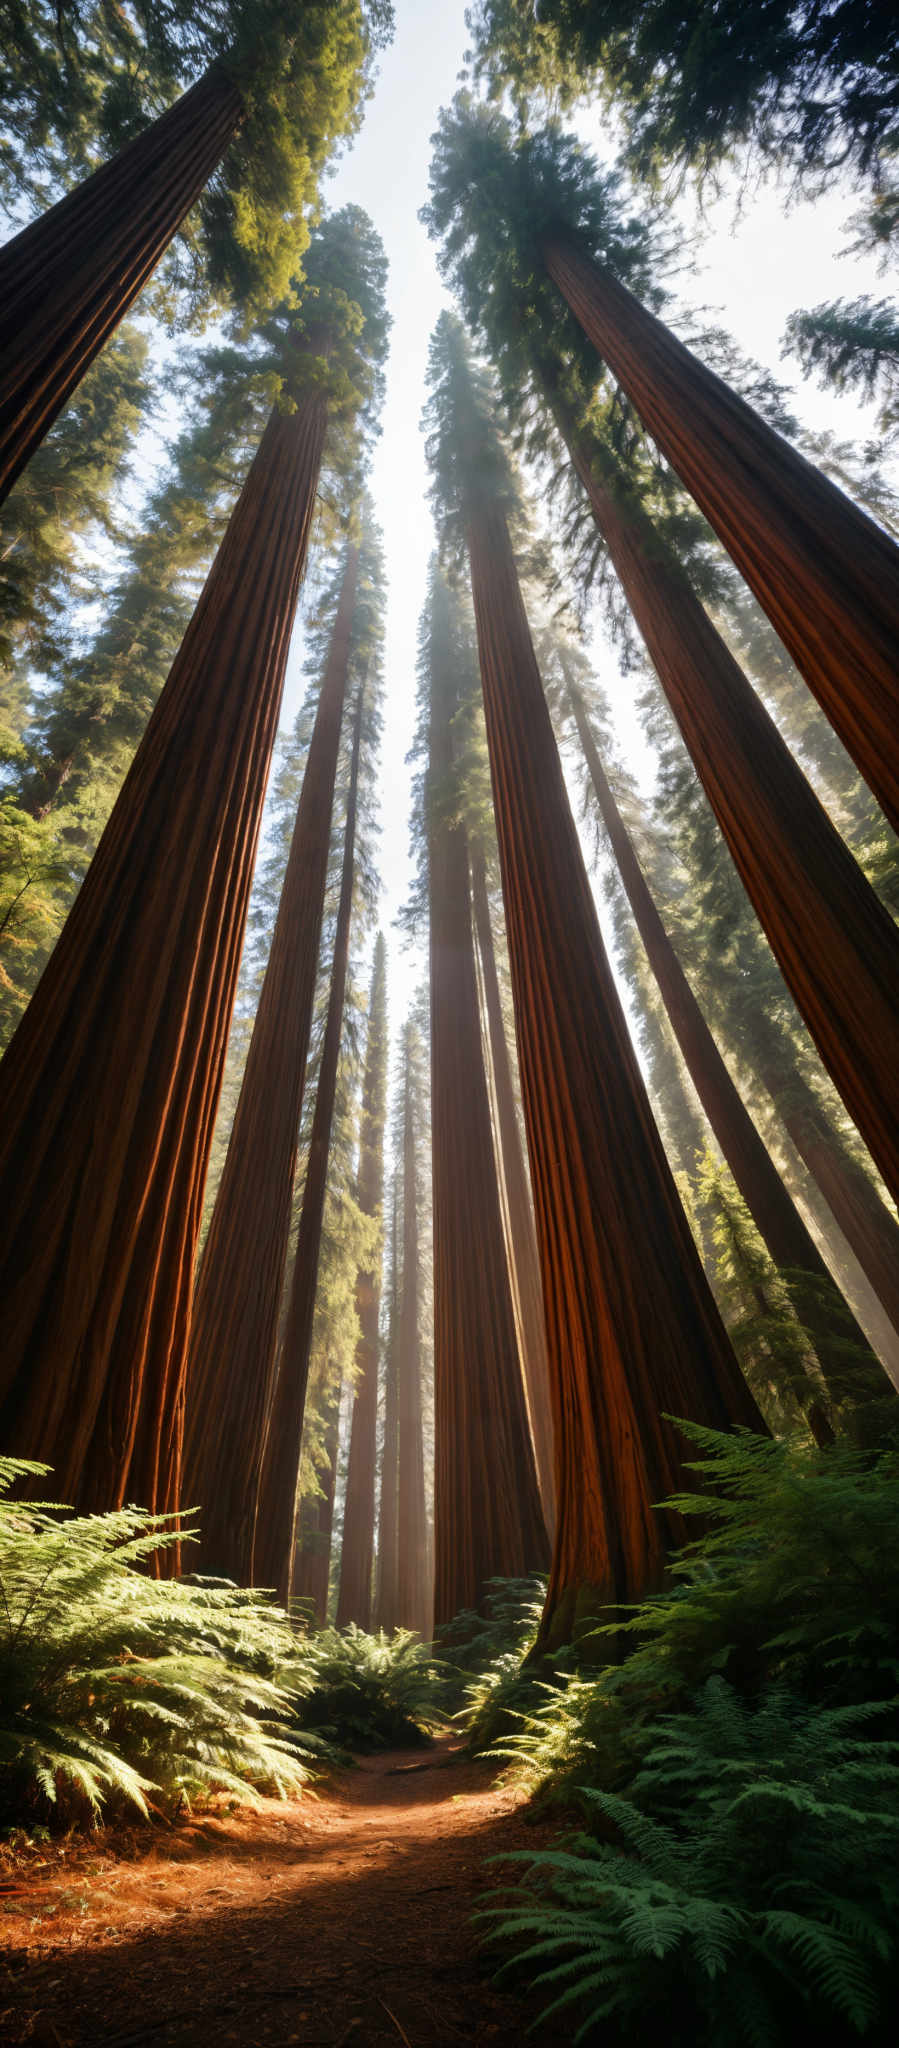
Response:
[293,1398,340,1624]
[544,238,899,837]
[337,939,389,1630]
[470,844,555,1525]
[253,693,363,1603]
[376,1227,401,1633]
[428,580,549,1630]
[0,395,327,1515]
[465,495,763,1653]
[395,1028,433,1643]
[568,682,890,1424]
[0,66,244,507]
[565,435,899,1207]
[183,545,359,1583]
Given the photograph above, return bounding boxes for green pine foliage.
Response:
[291,1626,449,1752]
[0,1,395,325]
[482,1679,899,2045]
[0,1459,323,1829]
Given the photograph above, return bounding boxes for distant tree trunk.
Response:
[543,238,899,837]
[428,581,549,1629]
[564,428,899,1207]
[183,545,359,1583]
[396,1026,432,1642]
[0,65,245,507]
[0,395,326,1519]
[293,1398,340,1624]
[464,492,763,1655]
[337,937,389,1629]
[253,691,363,1603]
[568,680,891,1420]
[754,1047,899,1371]
[376,1188,401,1633]
[470,843,555,1525]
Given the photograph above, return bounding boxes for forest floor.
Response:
[0,1738,572,2047]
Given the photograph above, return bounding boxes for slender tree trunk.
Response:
[337,938,389,1629]
[253,693,363,1603]
[396,1030,432,1642]
[0,396,326,1517]
[464,493,763,1655]
[568,682,892,1418]
[428,583,549,1630]
[470,843,555,1523]
[754,1048,899,1364]
[543,238,899,836]
[293,1397,340,1624]
[183,546,359,1582]
[0,65,245,507]
[564,430,899,1206]
[376,1190,401,1632]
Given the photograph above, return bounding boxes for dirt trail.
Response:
[1,1740,571,2046]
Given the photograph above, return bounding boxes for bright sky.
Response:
[276,0,889,1054]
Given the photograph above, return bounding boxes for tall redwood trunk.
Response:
[568,681,891,1417]
[396,1028,432,1642]
[564,430,899,1205]
[253,693,363,1603]
[376,1217,401,1632]
[465,494,763,1653]
[337,938,389,1630]
[543,239,899,836]
[293,1398,340,1624]
[0,395,326,1516]
[183,545,359,1582]
[428,581,549,1629]
[470,843,555,1524]
[0,65,244,507]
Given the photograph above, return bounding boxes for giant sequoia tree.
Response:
[415,560,548,1626]
[425,103,899,1205]
[337,933,389,1629]
[0,1,392,503]
[0,210,386,1520]
[425,316,762,1651]
[425,105,899,843]
[542,635,891,1421]
[394,1017,433,1642]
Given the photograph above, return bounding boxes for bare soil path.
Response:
[0,1739,570,2047]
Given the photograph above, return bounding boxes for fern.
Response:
[0,1459,322,1826]
[292,1625,450,1751]
[483,1680,899,2043]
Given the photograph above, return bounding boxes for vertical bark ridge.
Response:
[543,238,899,836]
[470,844,556,1524]
[569,683,893,1411]
[428,591,549,1630]
[0,65,245,505]
[253,690,364,1603]
[0,396,327,1515]
[465,495,763,1653]
[183,544,359,1582]
[337,938,389,1630]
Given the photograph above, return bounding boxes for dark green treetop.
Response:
[468,1,898,209]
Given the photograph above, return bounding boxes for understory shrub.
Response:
[291,1624,450,1751]
[0,1458,322,1828]
[477,1426,899,2041]
[483,1680,899,2045]
[436,1575,549,1737]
